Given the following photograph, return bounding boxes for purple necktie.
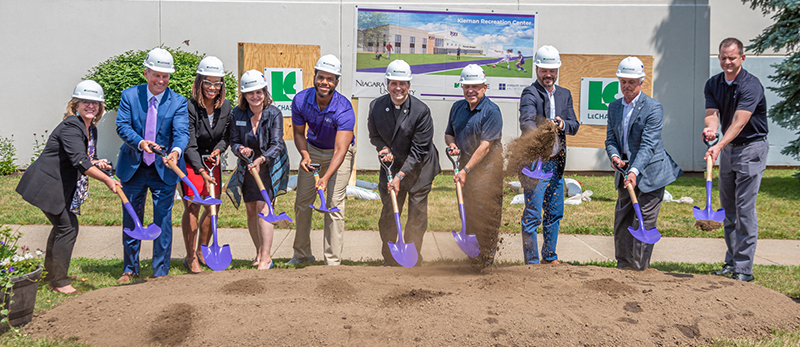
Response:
[143,96,157,165]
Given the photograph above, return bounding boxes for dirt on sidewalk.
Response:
[25,264,800,346]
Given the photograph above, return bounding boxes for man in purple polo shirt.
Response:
[288,54,356,266]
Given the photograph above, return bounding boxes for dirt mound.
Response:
[25,265,800,346]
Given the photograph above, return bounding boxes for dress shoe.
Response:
[117,272,138,284]
[286,255,315,265]
[711,264,734,275]
[730,273,754,282]
[542,259,561,265]
[49,286,83,294]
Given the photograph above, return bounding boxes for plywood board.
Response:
[558,54,654,149]
[238,42,321,141]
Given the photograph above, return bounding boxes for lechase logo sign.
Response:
[264,68,302,117]
[579,77,620,125]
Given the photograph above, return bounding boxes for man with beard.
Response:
[368,60,440,267]
[288,54,356,266]
[518,45,579,265]
[445,64,503,265]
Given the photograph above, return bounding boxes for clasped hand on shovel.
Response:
[379,154,418,267]
[149,144,222,206]
[612,162,661,244]
[236,149,293,224]
[445,147,481,258]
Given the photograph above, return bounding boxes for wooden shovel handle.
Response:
[626,183,638,204]
[116,188,130,204]
[706,156,714,182]
[455,182,464,205]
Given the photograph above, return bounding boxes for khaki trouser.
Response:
[293,143,355,265]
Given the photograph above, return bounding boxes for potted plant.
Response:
[0,225,44,332]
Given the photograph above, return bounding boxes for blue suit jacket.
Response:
[115,84,189,185]
[605,92,682,193]
[519,81,580,174]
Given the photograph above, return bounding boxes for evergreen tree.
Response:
[742,0,800,176]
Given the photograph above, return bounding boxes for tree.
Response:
[742,0,800,176]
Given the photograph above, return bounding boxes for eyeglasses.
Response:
[79,100,100,106]
[202,80,224,88]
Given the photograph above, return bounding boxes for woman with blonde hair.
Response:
[16,80,120,294]
[180,56,232,273]
[229,70,286,269]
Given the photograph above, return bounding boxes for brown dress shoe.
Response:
[118,272,138,283]
[543,259,561,264]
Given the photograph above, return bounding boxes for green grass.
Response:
[356,52,488,70]
[2,169,799,239]
[429,60,534,78]
[0,258,797,346]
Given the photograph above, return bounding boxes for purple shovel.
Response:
[103,165,161,240]
[150,145,222,206]
[308,163,340,213]
[693,133,725,223]
[445,149,480,258]
[521,158,553,180]
[238,151,293,224]
[199,156,232,271]
[379,154,418,267]
[613,162,661,244]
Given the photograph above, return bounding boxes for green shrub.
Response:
[83,46,238,111]
[0,135,18,176]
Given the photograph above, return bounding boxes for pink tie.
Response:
[143,96,157,165]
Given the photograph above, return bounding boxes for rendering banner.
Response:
[353,7,537,102]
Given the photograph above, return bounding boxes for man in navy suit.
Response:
[115,48,189,282]
[605,57,682,271]
[518,45,579,265]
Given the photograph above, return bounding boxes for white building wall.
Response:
[6,0,788,174]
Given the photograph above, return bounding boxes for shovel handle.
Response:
[455,181,464,205]
[445,148,460,173]
[706,156,714,182]
[626,183,638,204]
[150,145,187,179]
[116,188,130,204]
[238,152,268,192]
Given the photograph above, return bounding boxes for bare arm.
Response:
[703,108,752,161]
[293,123,312,172]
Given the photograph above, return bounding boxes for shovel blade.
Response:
[123,224,162,241]
[693,206,725,223]
[521,166,553,180]
[388,241,418,268]
[310,204,341,214]
[628,226,661,244]
[185,196,223,206]
[259,212,293,224]
[452,230,481,258]
[201,244,232,271]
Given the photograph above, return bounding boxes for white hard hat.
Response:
[459,64,486,85]
[72,80,105,102]
[196,56,225,77]
[142,48,175,73]
[384,60,412,81]
[534,45,562,69]
[616,56,645,79]
[315,54,342,76]
[240,70,267,93]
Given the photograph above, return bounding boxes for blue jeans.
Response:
[521,160,564,264]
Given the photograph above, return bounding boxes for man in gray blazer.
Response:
[368,60,440,266]
[605,57,683,270]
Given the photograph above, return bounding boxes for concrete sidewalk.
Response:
[8,224,800,266]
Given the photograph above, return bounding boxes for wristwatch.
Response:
[463,167,470,174]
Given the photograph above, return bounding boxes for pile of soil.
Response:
[26,264,799,346]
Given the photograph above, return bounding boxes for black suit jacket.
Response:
[185,98,232,171]
[519,81,580,174]
[368,94,440,190]
[16,116,96,215]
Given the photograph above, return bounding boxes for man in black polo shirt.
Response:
[703,37,769,282]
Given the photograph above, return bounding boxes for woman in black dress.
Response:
[229,70,286,270]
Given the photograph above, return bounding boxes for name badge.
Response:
[236,121,247,126]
